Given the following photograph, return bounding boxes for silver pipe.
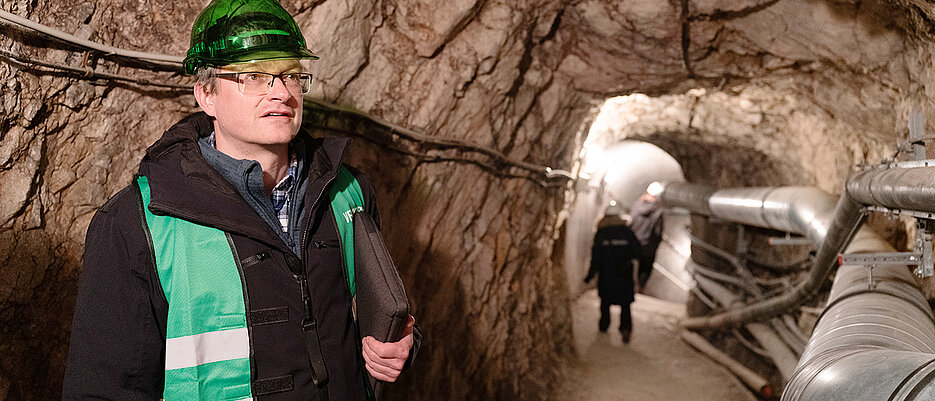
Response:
[706,187,837,246]
[846,165,935,211]
[782,261,935,400]
[676,190,866,330]
[658,167,935,399]
[658,183,717,215]
[783,165,935,400]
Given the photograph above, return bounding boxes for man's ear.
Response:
[193,83,217,117]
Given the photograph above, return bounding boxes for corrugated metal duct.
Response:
[659,171,935,400]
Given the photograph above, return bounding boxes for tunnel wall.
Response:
[1,0,934,399]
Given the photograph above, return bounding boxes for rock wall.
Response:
[1,0,935,400]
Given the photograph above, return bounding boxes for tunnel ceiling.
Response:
[2,0,935,399]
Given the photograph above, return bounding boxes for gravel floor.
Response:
[554,290,760,401]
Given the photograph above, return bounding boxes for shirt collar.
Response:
[207,131,298,190]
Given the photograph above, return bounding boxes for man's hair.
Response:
[195,66,218,94]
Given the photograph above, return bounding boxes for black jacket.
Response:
[63,113,417,400]
[586,218,642,305]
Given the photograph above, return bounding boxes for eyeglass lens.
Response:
[237,72,312,95]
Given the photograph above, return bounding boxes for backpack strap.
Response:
[328,166,365,296]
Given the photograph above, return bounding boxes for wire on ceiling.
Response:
[0,9,575,184]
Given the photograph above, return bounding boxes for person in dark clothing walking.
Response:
[63,1,420,399]
[629,182,665,290]
[585,207,642,342]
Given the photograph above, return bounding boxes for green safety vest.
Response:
[138,167,364,401]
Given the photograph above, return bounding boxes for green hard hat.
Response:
[183,0,319,75]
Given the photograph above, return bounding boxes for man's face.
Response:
[197,59,304,154]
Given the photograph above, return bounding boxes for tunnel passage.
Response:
[2,0,935,400]
[562,134,688,304]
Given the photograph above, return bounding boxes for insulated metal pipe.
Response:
[846,165,935,211]
[782,166,935,400]
[672,186,867,330]
[658,183,717,215]
[707,187,837,246]
[782,262,935,400]
[657,169,935,399]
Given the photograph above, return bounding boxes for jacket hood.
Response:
[138,112,351,252]
[598,215,628,229]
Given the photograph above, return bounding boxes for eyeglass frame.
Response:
[212,71,314,95]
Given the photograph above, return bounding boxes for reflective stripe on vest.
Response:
[138,176,253,401]
[138,167,364,400]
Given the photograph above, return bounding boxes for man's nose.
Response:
[267,75,293,99]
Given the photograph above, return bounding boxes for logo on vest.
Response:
[342,206,364,223]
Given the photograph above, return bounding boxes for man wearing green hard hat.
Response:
[63,1,421,400]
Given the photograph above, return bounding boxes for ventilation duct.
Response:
[659,169,935,400]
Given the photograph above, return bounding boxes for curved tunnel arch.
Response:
[3,1,935,400]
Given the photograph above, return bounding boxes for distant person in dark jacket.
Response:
[585,204,642,342]
[629,182,665,290]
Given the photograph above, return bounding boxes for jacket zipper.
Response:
[303,158,374,400]
[294,164,343,399]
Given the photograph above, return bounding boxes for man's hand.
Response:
[361,315,415,382]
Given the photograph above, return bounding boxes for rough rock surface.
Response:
[1,0,934,400]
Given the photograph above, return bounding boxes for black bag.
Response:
[353,212,410,398]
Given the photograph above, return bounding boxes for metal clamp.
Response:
[915,220,934,278]
[838,252,924,289]
[838,252,924,267]
[852,111,935,278]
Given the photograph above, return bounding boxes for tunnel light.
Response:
[647,181,664,196]
[581,144,607,175]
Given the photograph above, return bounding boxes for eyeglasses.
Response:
[213,71,313,95]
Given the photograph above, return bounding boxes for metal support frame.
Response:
[853,207,935,278]
[917,220,934,278]
[838,252,923,289]
[847,114,935,278]
[838,252,924,267]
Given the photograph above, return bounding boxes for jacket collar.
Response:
[139,112,350,251]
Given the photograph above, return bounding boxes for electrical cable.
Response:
[0,49,190,90]
[690,261,757,294]
[731,328,771,358]
[304,98,573,181]
[0,9,575,184]
[688,232,764,296]
[0,9,182,68]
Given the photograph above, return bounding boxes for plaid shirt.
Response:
[208,132,298,232]
[271,160,298,232]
